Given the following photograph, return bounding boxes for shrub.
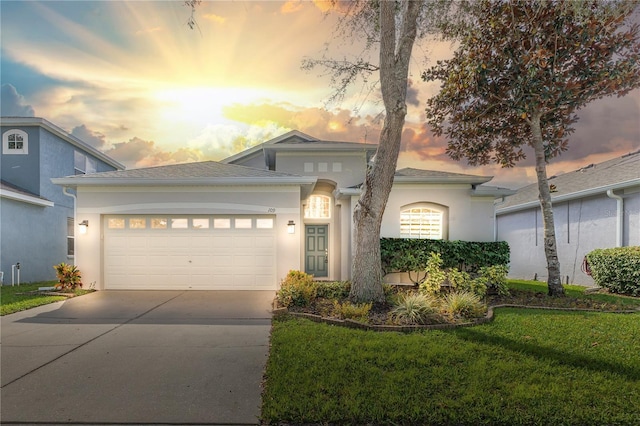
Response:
[277,270,317,307]
[316,281,351,299]
[479,264,509,296]
[440,290,487,320]
[381,238,510,277]
[586,247,640,296]
[333,301,372,323]
[445,268,487,297]
[420,252,447,295]
[53,263,83,290]
[390,293,441,325]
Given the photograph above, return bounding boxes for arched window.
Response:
[400,203,448,239]
[2,129,28,154]
[304,195,331,219]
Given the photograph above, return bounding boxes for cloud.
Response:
[104,137,203,169]
[1,84,35,117]
[281,1,304,14]
[202,13,227,24]
[135,26,162,36]
[71,124,108,150]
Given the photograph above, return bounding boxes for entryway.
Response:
[305,224,328,277]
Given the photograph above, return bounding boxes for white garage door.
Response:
[103,215,277,290]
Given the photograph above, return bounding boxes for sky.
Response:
[1,0,638,189]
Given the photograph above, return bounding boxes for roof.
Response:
[497,150,640,214]
[0,117,125,170]
[51,160,317,187]
[0,180,54,207]
[334,167,510,198]
[222,130,377,167]
[393,168,493,184]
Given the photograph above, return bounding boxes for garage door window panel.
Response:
[235,218,252,229]
[192,218,209,229]
[151,218,168,229]
[171,218,188,229]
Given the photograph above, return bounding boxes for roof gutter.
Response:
[0,188,54,207]
[51,176,318,187]
[496,178,640,215]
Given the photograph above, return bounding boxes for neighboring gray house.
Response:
[1,117,124,284]
[52,130,513,291]
[496,150,640,286]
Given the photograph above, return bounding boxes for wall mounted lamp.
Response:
[287,220,296,234]
[79,220,89,235]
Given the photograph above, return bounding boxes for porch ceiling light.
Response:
[287,220,296,234]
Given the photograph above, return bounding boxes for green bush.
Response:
[419,252,447,295]
[333,301,372,323]
[586,247,640,296]
[390,293,441,325]
[440,290,486,320]
[277,270,317,307]
[53,263,83,290]
[381,238,509,280]
[316,281,351,299]
[479,264,509,296]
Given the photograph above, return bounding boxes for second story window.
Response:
[75,151,97,175]
[2,129,28,154]
[304,195,331,219]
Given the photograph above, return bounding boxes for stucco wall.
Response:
[497,189,640,286]
[381,184,496,242]
[1,124,118,283]
[0,198,71,283]
[275,152,368,188]
[1,125,41,195]
[75,185,303,289]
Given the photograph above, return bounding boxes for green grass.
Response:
[262,283,640,425]
[507,279,640,308]
[0,282,88,315]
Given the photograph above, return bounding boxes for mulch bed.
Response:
[277,287,639,331]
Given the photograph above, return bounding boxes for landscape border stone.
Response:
[272,299,639,332]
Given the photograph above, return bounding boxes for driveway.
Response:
[0,290,274,425]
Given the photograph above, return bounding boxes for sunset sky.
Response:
[1,0,638,189]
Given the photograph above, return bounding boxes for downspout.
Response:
[606,189,623,247]
[493,196,507,242]
[62,187,77,265]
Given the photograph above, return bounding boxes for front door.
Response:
[305,225,328,278]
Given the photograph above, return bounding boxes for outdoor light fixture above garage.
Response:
[78,220,89,234]
[287,220,295,234]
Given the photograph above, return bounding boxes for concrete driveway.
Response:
[0,290,274,425]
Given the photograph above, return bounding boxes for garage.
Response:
[103,215,277,290]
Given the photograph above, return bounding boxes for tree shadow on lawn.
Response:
[453,311,640,381]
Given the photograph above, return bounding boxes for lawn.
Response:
[0,282,89,315]
[261,281,640,425]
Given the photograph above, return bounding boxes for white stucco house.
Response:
[496,150,640,286]
[52,130,513,291]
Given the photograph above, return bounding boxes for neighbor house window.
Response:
[304,195,330,219]
[74,151,97,175]
[2,129,28,154]
[67,218,75,256]
[400,203,447,239]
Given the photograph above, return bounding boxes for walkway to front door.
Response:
[305,224,328,277]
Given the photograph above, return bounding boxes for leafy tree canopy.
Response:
[423,0,640,167]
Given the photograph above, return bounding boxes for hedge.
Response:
[586,246,640,296]
[380,238,510,280]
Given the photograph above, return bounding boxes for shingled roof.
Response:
[498,150,640,212]
[51,160,316,187]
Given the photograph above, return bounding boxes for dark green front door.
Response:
[305,225,328,277]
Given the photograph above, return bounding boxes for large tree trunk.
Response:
[530,110,565,296]
[350,1,422,303]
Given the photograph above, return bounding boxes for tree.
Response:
[423,0,640,296]
[305,1,457,303]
